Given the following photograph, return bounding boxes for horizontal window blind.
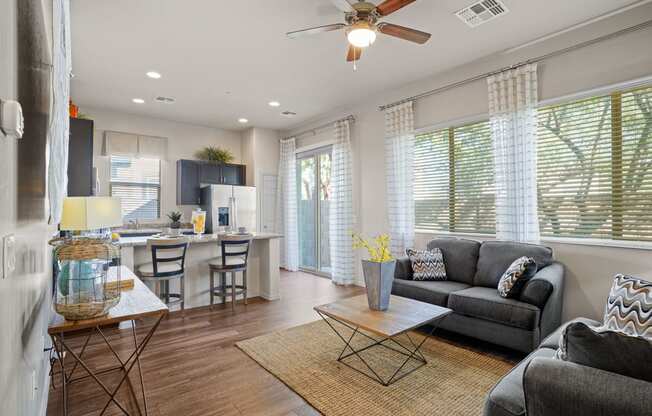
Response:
[415,129,449,231]
[537,86,652,241]
[453,121,495,234]
[414,120,495,234]
[110,156,160,221]
[619,87,652,241]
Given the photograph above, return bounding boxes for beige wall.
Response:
[285,4,652,322]
[84,107,243,221]
[0,1,55,415]
[241,127,281,231]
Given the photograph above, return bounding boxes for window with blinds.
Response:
[110,156,161,221]
[537,86,652,241]
[414,120,495,234]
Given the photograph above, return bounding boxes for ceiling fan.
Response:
[287,0,431,63]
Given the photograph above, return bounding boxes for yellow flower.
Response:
[352,233,393,262]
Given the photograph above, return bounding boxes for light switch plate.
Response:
[3,234,16,278]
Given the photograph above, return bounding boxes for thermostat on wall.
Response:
[0,99,24,139]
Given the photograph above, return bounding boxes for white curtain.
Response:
[488,63,540,243]
[330,119,355,285]
[48,0,72,224]
[276,138,299,271]
[384,101,415,256]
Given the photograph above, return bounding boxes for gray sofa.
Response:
[485,318,652,416]
[392,238,564,353]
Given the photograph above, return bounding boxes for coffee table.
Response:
[314,294,452,386]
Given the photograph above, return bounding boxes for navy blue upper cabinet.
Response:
[177,160,246,205]
[221,164,245,185]
[177,159,201,205]
[68,118,94,196]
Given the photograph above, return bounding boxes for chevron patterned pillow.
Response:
[497,256,537,298]
[406,248,447,281]
[604,274,652,339]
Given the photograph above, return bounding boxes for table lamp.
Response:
[60,196,123,238]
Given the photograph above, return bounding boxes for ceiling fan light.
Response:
[347,24,377,48]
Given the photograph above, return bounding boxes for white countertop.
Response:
[117,232,283,247]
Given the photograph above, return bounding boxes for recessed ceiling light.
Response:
[132,98,145,104]
[268,101,280,107]
[146,71,162,79]
[238,118,249,124]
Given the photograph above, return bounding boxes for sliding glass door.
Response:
[297,146,332,275]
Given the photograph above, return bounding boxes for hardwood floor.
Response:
[47,271,364,416]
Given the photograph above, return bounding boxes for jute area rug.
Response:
[236,320,513,416]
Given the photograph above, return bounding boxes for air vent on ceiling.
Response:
[155,96,175,104]
[455,0,508,28]
[280,111,297,118]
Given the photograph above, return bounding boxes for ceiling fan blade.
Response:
[377,23,431,44]
[346,45,362,62]
[286,23,346,39]
[375,0,417,16]
[331,0,354,13]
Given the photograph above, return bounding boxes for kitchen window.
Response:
[109,156,161,221]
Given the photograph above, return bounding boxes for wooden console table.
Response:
[49,266,168,415]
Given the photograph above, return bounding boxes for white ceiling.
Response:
[70,0,643,131]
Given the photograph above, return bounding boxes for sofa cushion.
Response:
[538,317,600,350]
[406,248,447,281]
[391,279,470,307]
[474,241,553,288]
[484,348,556,416]
[518,278,553,309]
[448,287,541,330]
[604,274,652,338]
[497,256,538,298]
[558,321,652,382]
[426,238,480,285]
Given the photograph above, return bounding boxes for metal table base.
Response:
[317,311,442,386]
[50,314,164,416]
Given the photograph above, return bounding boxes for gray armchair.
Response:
[524,357,652,416]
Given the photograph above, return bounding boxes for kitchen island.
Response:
[117,232,282,310]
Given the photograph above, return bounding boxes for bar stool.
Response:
[137,237,189,311]
[209,235,251,312]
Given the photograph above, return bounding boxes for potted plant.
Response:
[352,233,395,311]
[167,211,182,235]
[195,146,234,164]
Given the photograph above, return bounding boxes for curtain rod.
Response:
[378,18,652,111]
[282,115,355,141]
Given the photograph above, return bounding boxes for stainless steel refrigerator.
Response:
[200,185,257,234]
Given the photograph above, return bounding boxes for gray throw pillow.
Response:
[406,248,447,281]
[497,256,537,298]
[556,321,652,382]
[604,274,652,338]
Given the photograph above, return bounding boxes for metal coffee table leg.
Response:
[317,311,441,386]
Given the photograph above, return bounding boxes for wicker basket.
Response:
[50,237,121,321]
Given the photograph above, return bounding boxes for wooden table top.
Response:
[49,265,168,334]
[314,295,452,338]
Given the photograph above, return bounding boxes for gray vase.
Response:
[361,260,396,311]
